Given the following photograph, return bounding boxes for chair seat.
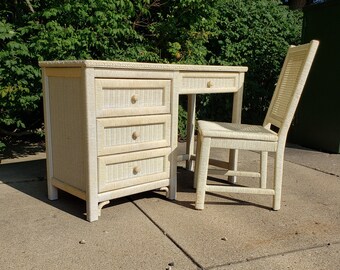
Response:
[198,120,278,142]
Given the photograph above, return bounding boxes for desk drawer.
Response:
[97,115,171,156]
[181,72,239,94]
[98,148,171,192]
[96,79,170,117]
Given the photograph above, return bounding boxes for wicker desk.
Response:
[40,60,247,221]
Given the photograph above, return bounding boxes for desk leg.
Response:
[47,182,58,200]
[86,199,99,222]
[186,94,196,171]
[46,156,58,200]
[228,149,238,183]
[169,78,180,201]
[229,73,244,183]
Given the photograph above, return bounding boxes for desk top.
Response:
[39,60,248,73]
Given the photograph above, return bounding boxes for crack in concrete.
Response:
[130,198,205,270]
[205,241,340,270]
[285,159,340,178]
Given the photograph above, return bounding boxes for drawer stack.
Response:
[95,79,172,195]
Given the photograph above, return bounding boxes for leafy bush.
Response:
[206,0,303,124]
[0,0,161,149]
[147,0,302,135]
[0,0,302,150]
[0,21,41,139]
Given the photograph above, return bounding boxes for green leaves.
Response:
[29,0,149,61]
[0,14,41,141]
[0,21,16,40]
[148,0,219,64]
[205,0,302,124]
[0,0,302,148]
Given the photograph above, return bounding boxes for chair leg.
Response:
[260,151,268,188]
[273,150,284,210]
[195,135,211,210]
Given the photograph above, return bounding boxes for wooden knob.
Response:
[133,166,141,175]
[207,81,213,88]
[131,95,138,104]
[132,131,140,140]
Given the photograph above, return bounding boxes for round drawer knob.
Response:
[207,81,213,88]
[133,166,141,175]
[132,131,140,140]
[131,95,138,104]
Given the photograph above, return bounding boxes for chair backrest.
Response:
[263,40,319,141]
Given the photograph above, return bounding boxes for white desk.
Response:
[40,60,247,221]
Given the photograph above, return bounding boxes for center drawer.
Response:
[98,148,171,193]
[97,115,171,156]
[180,72,239,94]
[96,79,171,117]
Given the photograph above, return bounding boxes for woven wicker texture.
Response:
[194,40,319,211]
[198,121,278,141]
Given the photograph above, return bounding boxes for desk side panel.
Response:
[47,70,87,192]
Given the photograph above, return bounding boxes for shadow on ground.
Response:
[0,138,45,160]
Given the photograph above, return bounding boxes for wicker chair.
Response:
[194,40,319,210]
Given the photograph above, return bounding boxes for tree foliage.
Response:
[0,0,302,150]
[206,0,303,124]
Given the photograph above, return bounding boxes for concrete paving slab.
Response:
[132,149,340,269]
[284,144,340,177]
[211,242,340,270]
[1,142,339,269]
[0,181,196,269]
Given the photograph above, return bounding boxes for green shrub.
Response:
[205,0,303,124]
[0,0,161,150]
[0,21,41,140]
[0,0,302,150]
[145,0,302,135]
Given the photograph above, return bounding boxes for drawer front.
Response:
[96,79,171,117]
[180,72,239,94]
[98,148,171,193]
[97,115,171,156]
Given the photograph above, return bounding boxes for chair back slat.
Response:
[264,40,319,138]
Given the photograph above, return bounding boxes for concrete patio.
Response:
[1,142,339,269]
